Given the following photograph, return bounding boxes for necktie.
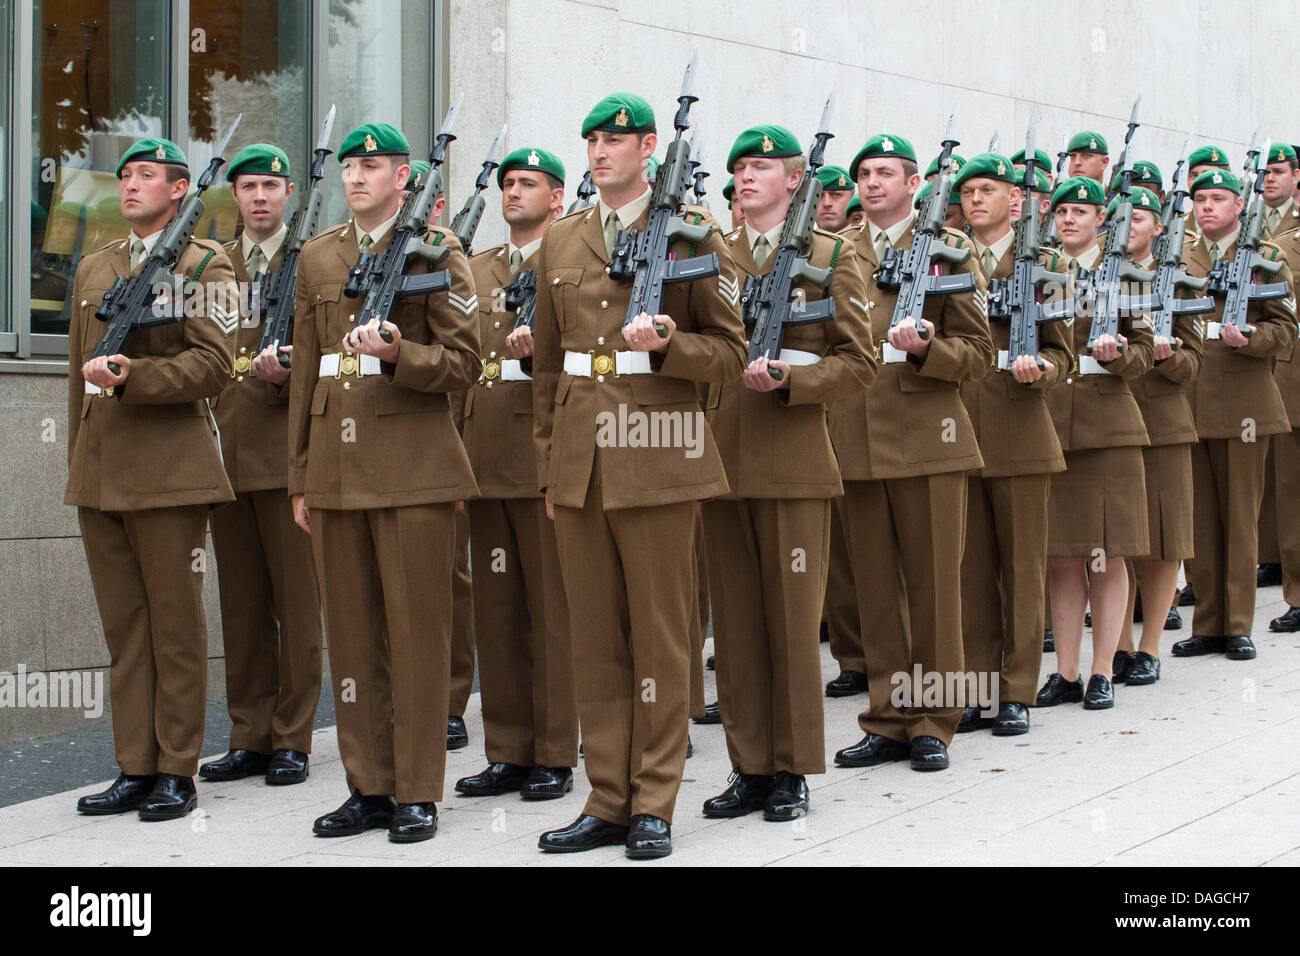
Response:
[753,235,770,269]
[248,243,265,277]
[1267,208,1280,234]
[130,239,146,272]
[1069,258,1079,273]
[1207,242,1219,262]
[873,232,890,263]
[603,212,620,258]
[981,249,997,277]
[358,234,373,257]
[509,249,523,275]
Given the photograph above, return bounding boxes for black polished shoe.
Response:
[957,705,994,733]
[692,701,722,725]
[626,814,672,859]
[1035,673,1084,706]
[198,748,271,781]
[446,715,469,751]
[706,655,715,671]
[764,771,810,821]
[1083,674,1114,709]
[1084,611,1092,627]
[1043,629,1055,653]
[312,791,397,837]
[1178,583,1195,606]
[825,669,869,697]
[819,620,830,643]
[1270,606,1300,632]
[265,749,309,785]
[137,774,197,821]
[1112,650,1135,684]
[1125,652,1161,685]
[1258,563,1283,587]
[389,802,438,843]
[1165,606,1183,630]
[538,813,629,853]
[991,702,1030,736]
[521,766,573,801]
[910,736,950,771]
[455,762,530,796]
[834,733,910,767]
[1171,634,1226,657]
[1225,636,1257,660]
[702,771,774,818]
[77,773,158,815]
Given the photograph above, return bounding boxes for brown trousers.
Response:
[210,488,323,754]
[840,473,967,745]
[449,508,476,717]
[961,473,1050,707]
[690,512,707,716]
[702,497,829,775]
[1258,446,1279,564]
[468,497,578,767]
[825,502,865,672]
[1186,437,1271,638]
[552,462,696,826]
[312,503,456,804]
[78,505,211,777]
[1272,430,1300,606]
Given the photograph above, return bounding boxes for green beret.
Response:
[726,125,802,173]
[924,153,967,179]
[1033,168,1052,194]
[1188,145,1231,169]
[816,165,854,191]
[1190,168,1241,196]
[1067,131,1108,155]
[722,177,735,201]
[1104,186,1162,218]
[953,152,1016,190]
[851,134,917,180]
[1051,176,1105,210]
[1267,142,1297,165]
[406,161,430,191]
[913,181,930,210]
[581,93,655,138]
[1131,160,1162,187]
[225,143,290,182]
[497,147,565,188]
[116,138,188,178]
[338,123,410,161]
[1010,147,1053,171]
[846,195,861,216]
[646,156,660,181]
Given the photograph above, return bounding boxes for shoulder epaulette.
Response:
[470,242,507,263]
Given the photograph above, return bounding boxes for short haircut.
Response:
[783,155,808,177]
[389,153,410,172]
[900,158,918,180]
[165,165,190,184]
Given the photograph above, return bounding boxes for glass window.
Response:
[31,0,170,336]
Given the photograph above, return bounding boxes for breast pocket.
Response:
[312,282,347,345]
[548,268,585,332]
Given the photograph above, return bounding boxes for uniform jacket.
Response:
[65,234,237,511]
[1265,226,1300,428]
[1125,255,1205,446]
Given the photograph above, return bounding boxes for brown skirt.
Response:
[1133,442,1195,561]
[1047,446,1150,557]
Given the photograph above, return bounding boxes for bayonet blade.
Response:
[1025,118,1037,166]
[817,86,836,138]
[211,113,243,159]
[1259,139,1273,174]
[988,130,1000,153]
[1128,94,1142,128]
[681,48,698,100]
[316,105,337,152]
[943,107,959,145]
[485,123,507,165]
[438,92,464,139]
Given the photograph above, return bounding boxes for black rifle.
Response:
[987,120,1077,369]
[93,115,243,375]
[1237,126,1264,227]
[1206,138,1291,336]
[1040,133,1071,249]
[566,170,596,215]
[451,124,507,255]
[343,92,464,342]
[876,109,975,342]
[253,105,336,369]
[1149,135,1214,346]
[505,268,537,332]
[738,89,837,382]
[1104,95,1141,203]
[688,134,710,209]
[606,50,717,337]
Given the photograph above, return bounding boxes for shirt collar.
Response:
[868,212,916,251]
[1071,244,1102,270]
[129,227,166,259]
[972,228,1015,270]
[1204,229,1239,257]
[598,187,652,232]
[1269,197,1294,223]
[354,208,402,249]
[744,220,785,256]
[508,236,544,265]
[241,222,288,265]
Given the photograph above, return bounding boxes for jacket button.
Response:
[489,351,496,359]
[236,375,244,382]
[343,381,351,390]
[597,336,605,346]
[601,300,608,309]
[553,277,560,285]
[239,346,247,354]
[597,374,605,383]
[494,321,501,329]
[81,299,88,308]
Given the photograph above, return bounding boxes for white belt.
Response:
[564,349,653,377]
[84,380,113,396]
[319,353,383,377]
[778,348,820,366]
[500,358,531,381]
[1205,321,1223,341]
[880,342,910,365]
[996,349,1011,371]
[1077,356,1114,376]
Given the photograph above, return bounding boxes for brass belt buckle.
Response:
[588,348,619,378]
[338,353,359,378]
[233,355,253,377]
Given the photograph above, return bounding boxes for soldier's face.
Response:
[729,203,746,230]
[119,161,188,226]
[733,156,800,223]
[848,209,866,227]
[960,179,1013,232]
[1068,151,1107,182]
[944,204,966,229]
[341,156,408,218]
[1053,202,1103,251]
[816,189,853,230]
[856,158,920,226]
[1262,160,1299,205]
[1128,209,1162,259]
[587,130,656,195]
[502,170,561,227]
[1188,164,1217,183]
[1193,188,1245,238]
[232,174,294,237]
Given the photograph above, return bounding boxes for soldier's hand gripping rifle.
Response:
[566,169,596,215]
[987,120,1077,369]
[1104,95,1141,203]
[1206,138,1291,337]
[1040,133,1071,249]
[876,109,975,344]
[343,93,464,343]
[505,267,537,333]
[254,105,336,369]
[451,124,507,255]
[1149,135,1215,347]
[738,88,838,382]
[92,115,243,374]
[606,50,718,338]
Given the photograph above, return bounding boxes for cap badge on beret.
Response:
[952,159,962,171]
[882,137,894,152]
[1212,171,1223,184]
[997,160,1006,175]
[270,156,282,173]
[837,174,847,187]
[1089,137,1097,150]
[615,108,629,128]
[412,172,422,187]
[528,150,540,166]
[1077,184,1087,198]
[1211,149,1219,162]
[1277,148,1287,161]
[761,134,774,153]
[155,145,166,159]
[1138,193,1149,206]
[364,134,378,152]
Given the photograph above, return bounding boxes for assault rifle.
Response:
[451,124,507,255]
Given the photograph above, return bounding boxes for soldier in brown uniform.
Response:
[830,133,994,772]
[201,144,323,787]
[952,153,1071,737]
[454,147,580,800]
[70,138,238,820]
[288,123,482,842]
[1173,168,1296,661]
[700,126,874,821]
[531,93,746,858]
